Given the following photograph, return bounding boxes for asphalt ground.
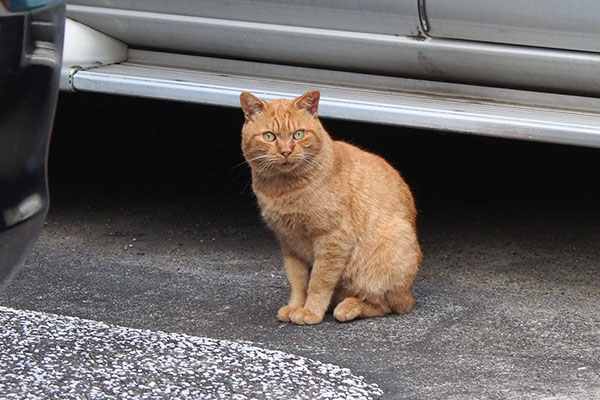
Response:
[1,92,599,399]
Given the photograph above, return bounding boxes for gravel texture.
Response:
[0,306,382,399]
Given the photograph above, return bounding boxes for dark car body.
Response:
[0,0,65,289]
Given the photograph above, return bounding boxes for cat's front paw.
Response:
[277,305,300,322]
[290,308,323,325]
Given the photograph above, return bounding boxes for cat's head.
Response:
[240,91,330,177]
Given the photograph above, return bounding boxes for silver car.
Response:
[62,0,600,148]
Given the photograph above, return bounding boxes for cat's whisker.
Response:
[255,157,276,177]
[255,163,267,176]
[231,154,270,169]
[249,154,271,163]
[301,152,326,172]
[242,177,253,193]
[231,160,249,169]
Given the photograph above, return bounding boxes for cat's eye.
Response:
[263,132,276,142]
[293,130,305,140]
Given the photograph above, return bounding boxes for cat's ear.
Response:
[240,92,266,121]
[293,90,320,116]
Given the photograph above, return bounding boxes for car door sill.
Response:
[63,49,600,149]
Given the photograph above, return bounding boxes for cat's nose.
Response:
[281,150,292,158]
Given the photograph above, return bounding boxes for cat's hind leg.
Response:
[386,287,415,314]
[333,295,391,322]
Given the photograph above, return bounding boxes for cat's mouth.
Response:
[278,160,299,171]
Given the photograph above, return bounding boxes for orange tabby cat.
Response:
[240,90,422,325]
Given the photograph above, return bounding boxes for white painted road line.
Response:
[0,307,382,399]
